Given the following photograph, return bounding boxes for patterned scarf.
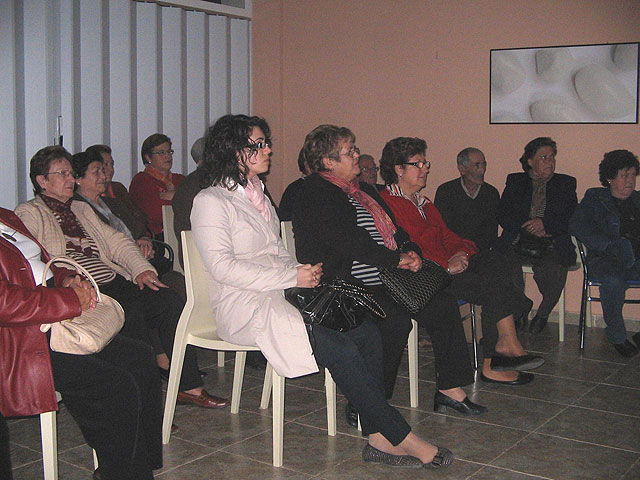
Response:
[319,172,397,250]
[40,194,98,258]
[529,172,552,219]
[144,164,174,189]
[244,176,271,222]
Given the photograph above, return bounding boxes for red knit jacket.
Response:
[380,188,477,268]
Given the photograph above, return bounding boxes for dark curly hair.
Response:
[71,149,104,180]
[200,114,271,190]
[379,137,427,185]
[519,137,557,172]
[301,125,355,173]
[599,149,640,187]
[29,145,72,195]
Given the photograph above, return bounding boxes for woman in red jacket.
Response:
[0,208,162,480]
[379,137,543,386]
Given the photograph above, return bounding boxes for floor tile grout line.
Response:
[532,431,640,455]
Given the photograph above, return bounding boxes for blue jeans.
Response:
[308,321,411,446]
[588,255,640,344]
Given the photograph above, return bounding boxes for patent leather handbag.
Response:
[40,256,125,354]
[285,278,386,332]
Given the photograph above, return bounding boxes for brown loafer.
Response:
[177,389,229,409]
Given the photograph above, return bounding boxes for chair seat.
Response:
[587,277,640,287]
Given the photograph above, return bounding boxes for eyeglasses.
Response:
[46,169,74,179]
[245,140,272,151]
[340,146,359,158]
[404,160,430,169]
[151,149,174,156]
[360,166,379,172]
[538,153,555,161]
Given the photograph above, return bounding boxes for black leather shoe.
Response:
[480,372,534,385]
[362,444,423,468]
[490,354,544,372]
[613,340,639,358]
[433,391,487,416]
[632,332,640,348]
[345,402,359,428]
[528,314,548,334]
[514,311,528,332]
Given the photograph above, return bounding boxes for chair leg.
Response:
[586,285,593,327]
[272,372,285,467]
[558,287,565,342]
[579,278,589,351]
[324,369,336,436]
[217,351,225,367]
[162,341,188,444]
[470,305,479,370]
[408,319,419,408]
[259,363,273,410]
[40,410,58,480]
[230,351,247,414]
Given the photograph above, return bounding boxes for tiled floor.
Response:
[7,324,640,479]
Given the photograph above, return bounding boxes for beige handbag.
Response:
[40,256,125,354]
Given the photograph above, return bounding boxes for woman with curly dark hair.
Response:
[191,115,454,469]
[570,149,640,357]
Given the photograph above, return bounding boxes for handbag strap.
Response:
[41,256,103,302]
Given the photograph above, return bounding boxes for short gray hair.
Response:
[190,137,206,164]
[456,147,484,167]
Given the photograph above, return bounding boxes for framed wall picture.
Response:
[490,42,638,124]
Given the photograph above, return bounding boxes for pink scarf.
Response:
[244,176,271,222]
[320,172,397,250]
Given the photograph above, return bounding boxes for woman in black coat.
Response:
[497,137,577,334]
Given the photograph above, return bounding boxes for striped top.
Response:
[348,197,384,285]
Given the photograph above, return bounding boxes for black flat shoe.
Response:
[362,444,423,468]
[613,340,639,358]
[480,372,534,385]
[491,354,544,372]
[528,314,548,334]
[345,402,359,428]
[433,391,487,416]
[423,447,454,469]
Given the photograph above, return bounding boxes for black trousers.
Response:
[506,247,568,318]
[309,321,411,445]
[0,412,11,480]
[444,249,533,357]
[101,275,202,391]
[370,285,474,394]
[49,334,162,480]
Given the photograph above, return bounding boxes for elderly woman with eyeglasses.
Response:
[497,137,577,334]
[378,137,541,387]
[129,134,185,239]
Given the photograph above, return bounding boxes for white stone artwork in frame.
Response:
[490,42,639,124]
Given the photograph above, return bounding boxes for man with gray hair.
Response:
[434,147,500,251]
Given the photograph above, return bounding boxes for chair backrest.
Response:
[280,221,296,260]
[162,205,183,273]
[575,238,590,278]
[181,230,218,336]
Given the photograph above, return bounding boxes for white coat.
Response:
[190,183,318,378]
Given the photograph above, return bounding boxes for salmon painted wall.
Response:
[252,0,640,320]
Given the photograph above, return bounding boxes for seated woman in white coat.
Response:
[191,114,453,469]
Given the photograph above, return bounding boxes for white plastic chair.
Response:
[280,221,420,408]
[162,231,272,445]
[40,392,98,480]
[161,204,183,275]
[521,236,582,341]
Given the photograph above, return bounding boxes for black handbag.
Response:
[284,278,386,332]
[514,230,552,259]
[379,258,451,314]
